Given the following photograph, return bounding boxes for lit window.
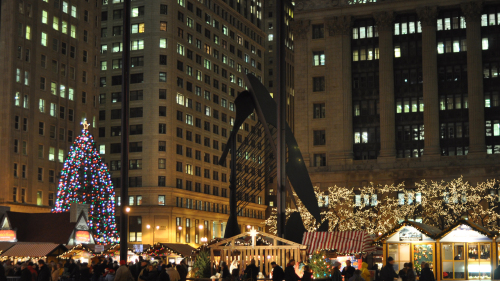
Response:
[41,32,47,46]
[482,38,489,50]
[26,25,31,40]
[53,17,59,30]
[42,10,48,24]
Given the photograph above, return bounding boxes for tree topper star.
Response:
[81,119,90,130]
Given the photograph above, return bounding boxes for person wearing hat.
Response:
[115,261,134,281]
[380,257,398,281]
[271,262,284,281]
[331,262,342,281]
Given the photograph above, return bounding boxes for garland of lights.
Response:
[52,121,118,245]
[58,244,95,259]
[264,177,500,235]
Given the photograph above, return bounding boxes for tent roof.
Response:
[435,220,495,239]
[302,231,376,255]
[375,221,442,243]
[0,243,66,257]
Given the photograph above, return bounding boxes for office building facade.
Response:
[294,0,500,193]
[0,0,101,212]
[99,0,268,246]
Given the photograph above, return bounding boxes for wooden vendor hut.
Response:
[209,228,307,276]
[0,243,67,263]
[58,244,95,263]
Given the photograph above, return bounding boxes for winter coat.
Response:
[157,270,170,281]
[272,266,284,281]
[52,268,60,281]
[175,265,187,281]
[331,268,342,281]
[139,269,159,281]
[165,268,180,281]
[419,268,434,281]
[361,263,371,281]
[342,266,355,280]
[302,271,312,281]
[115,265,134,281]
[20,269,32,281]
[398,269,407,281]
[37,265,51,281]
[380,263,398,281]
[105,273,115,281]
[406,269,416,281]
[284,265,299,281]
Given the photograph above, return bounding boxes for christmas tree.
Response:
[309,251,331,278]
[52,120,118,245]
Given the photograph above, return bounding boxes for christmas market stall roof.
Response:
[0,243,67,259]
[434,219,495,241]
[374,220,442,244]
[101,244,136,258]
[58,244,95,259]
[302,231,377,255]
[143,243,196,258]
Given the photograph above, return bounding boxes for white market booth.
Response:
[375,221,441,276]
[436,220,495,280]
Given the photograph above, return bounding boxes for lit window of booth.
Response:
[375,221,440,276]
[437,221,495,280]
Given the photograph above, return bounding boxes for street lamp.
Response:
[125,207,131,213]
[199,225,204,230]
[146,224,151,229]
[178,226,183,231]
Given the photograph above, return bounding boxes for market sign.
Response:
[399,227,422,241]
[0,230,16,242]
[75,230,91,243]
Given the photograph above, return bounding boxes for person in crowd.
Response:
[301,265,312,281]
[220,262,230,280]
[20,264,32,281]
[105,269,116,281]
[140,264,158,281]
[27,262,38,281]
[398,263,408,281]
[51,263,61,281]
[349,270,364,281]
[179,260,188,278]
[494,264,500,280]
[419,263,434,281]
[405,263,415,281]
[115,261,134,281]
[371,264,380,281]
[331,262,342,281]
[361,262,371,281]
[175,264,187,281]
[37,260,51,281]
[380,257,398,281]
[80,263,91,281]
[271,262,284,281]
[165,264,180,281]
[244,260,258,281]
[231,269,239,281]
[136,260,148,281]
[4,261,14,277]
[0,262,5,281]
[342,260,355,281]
[284,259,299,281]
[157,265,170,281]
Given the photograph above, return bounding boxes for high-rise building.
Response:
[99,0,268,245]
[263,0,295,215]
[294,0,500,193]
[0,0,101,212]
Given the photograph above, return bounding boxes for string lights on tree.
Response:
[265,177,500,234]
[52,120,118,245]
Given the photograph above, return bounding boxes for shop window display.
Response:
[442,243,466,279]
[467,243,491,279]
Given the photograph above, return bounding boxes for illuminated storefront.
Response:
[437,221,495,280]
[375,221,441,277]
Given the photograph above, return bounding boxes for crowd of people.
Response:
[0,258,189,281]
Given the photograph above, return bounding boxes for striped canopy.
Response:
[302,231,377,255]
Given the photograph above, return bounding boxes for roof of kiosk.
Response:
[375,221,441,243]
[436,220,495,242]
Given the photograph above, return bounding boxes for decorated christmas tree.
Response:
[52,120,118,245]
[309,251,331,278]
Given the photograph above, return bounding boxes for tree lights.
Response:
[52,121,118,245]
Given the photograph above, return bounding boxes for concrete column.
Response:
[374,12,396,160]
[417,6,441,157]
[462,1,486,156]
[327,16,353,162]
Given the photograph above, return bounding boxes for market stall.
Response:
[143,243,195,264]
[209,228,307,277]
[302,231,377,272]
[436,220,495,280]
[58,244,95,263]
[102,244,139,262]
[0,243,67,263]
[374,221,441,275]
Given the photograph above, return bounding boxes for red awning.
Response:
[302,231,376,255]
